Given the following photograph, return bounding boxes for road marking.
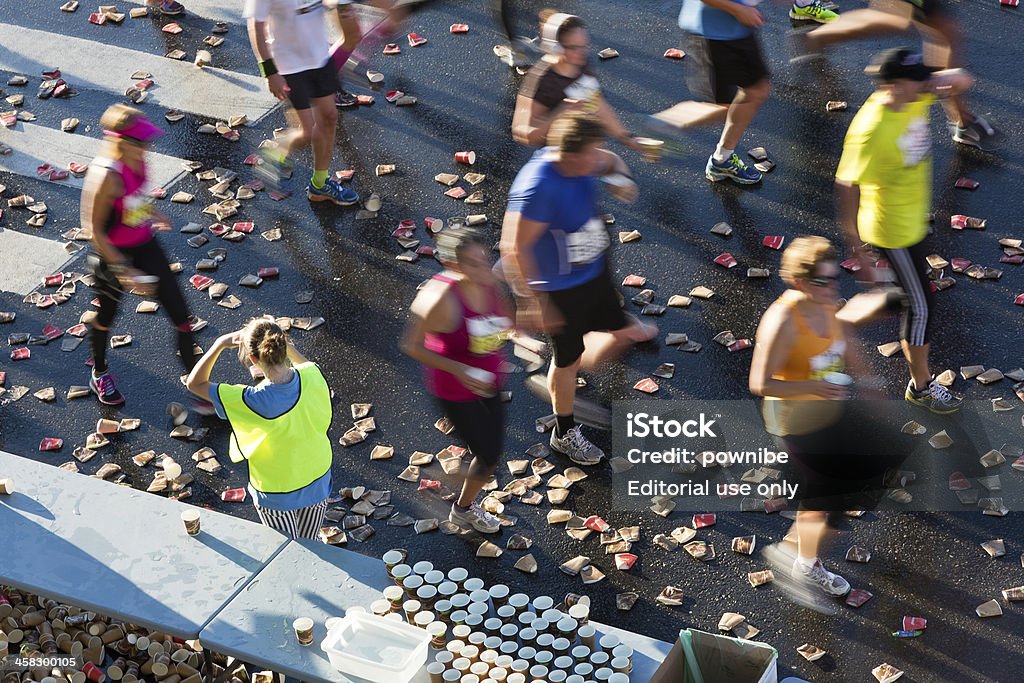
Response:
[0,122,188,192]
[0,23,279,123]
[0,229,80,296]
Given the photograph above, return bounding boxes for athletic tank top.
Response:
[93,157,154,248]
[423,273,511,402]
[762,290,846,436]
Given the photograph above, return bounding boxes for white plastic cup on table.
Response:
[448,567,470,586]
[510,659,529,673]
[439,581,459,598]
[610,645,632,663]
[451,610,468,626]
[610,657,629,674]
[485,635,503,651]
[571,646,590,663]
[519,627,537,644]
[383,612,403,623]
[554,656,574,671]
[507,675,527,683]
[607,674,628,683]
[452,593,471,610]
[460,676,479,683]
[370,599,391,617]
[382,549,406,576]
[578,624,596,649]
[392,564,412,585]
[541,609,563,624]
[413,561,434,576]
[509,594,530,613]
[573,662,593,678]
[470,589,491,605]
[471,662,489,677]
[453,624,472,640]
[180,509,201,536]
[435,599,453,619]
[292,617,314,646]
[347,605,368,616]
[464,578,485,593]
[415,611,436,629]
[567,604,589,625]
[454,657,472,673]
[518,611,537,627]
[403,600,422,622]
[599,634,619,654]
[437,651,456,666]
[418,585,439,605]
[448,639,466,656]
[494,654,514,669]
[489,584,510,606]
[500,641,518,656]
[490,667,508,681]
[594,667,613,682]
[533,596,554,613]
[383,585,405,611]
[548,671,567,683]
[466,614,484,630]
[535,650,553,666]
[462,645,480,663]
[425,570,446,586]
[443,671,461,683]
[566,676,585,683]
[536,633,554,649]
[519,646,537,661]
[552,638,571,655]
[497,605,516,621]
[428,662,446,683]
[469,602,489,617]
[589,651,609,667]
[500,623,518,640]
[529,664,549,681]
[485,618,503,635]
[403,575,425,598]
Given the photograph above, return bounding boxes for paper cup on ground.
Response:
[455,151,476,165]
[0,479,14,495]
[292,617,314,646]
[180,509,201,536]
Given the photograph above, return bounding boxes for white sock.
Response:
[794,0,815,7]
[795,554,816,571]
[713,146,734,164]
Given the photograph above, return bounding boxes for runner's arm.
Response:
[500,211,547,298]
[513,95,586,147]
[247,19,273,63]
[335,1,363,53]
[595,96,640,150]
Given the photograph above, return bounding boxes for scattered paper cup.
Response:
[455,151,476,165]
[0,479,14,495]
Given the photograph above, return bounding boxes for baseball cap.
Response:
[865,47,938,82]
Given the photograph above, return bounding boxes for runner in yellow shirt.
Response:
[836,48,974,414]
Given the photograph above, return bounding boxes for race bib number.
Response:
[121,192,153,228]
[563,217,609,266]
[466,315,513,355]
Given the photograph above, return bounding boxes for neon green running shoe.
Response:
[790,0,839,22]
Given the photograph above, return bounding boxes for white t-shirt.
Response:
[244,0,331,75]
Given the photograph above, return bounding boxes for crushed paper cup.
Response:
[714,253,738,268]
[633,377,659,394]
[408,32,428,47]
[664,48,685,59]
[846,589,873,608]
[450,23,469,33]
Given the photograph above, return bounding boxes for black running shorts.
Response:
[683,32,769,105]
[546,269,628,368]
[283,61,339,110]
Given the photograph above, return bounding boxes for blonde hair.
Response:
[100,103,145,135]
[780,236,837,287]
[239,319,288,368]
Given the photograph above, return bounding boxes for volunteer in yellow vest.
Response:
[835,47,974,415]
[750,237,860,606]
[186,318,333,540]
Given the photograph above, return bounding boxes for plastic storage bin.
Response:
[321,611,431,682]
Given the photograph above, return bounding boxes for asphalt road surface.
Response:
[2,0,1023,681]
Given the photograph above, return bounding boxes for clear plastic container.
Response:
[320,611,430,682]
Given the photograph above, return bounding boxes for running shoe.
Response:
[951,115,1003,151]
[789,0,839,23]
[159,0,185,16]
[550,425,604,466]
[449,502,501,534]
[705,153,763,185]
[306,178,358,206]
[762,542,836,614]
[795,558,851,597]
[254,146,294,191]
[91,370,125,406]
[905,379,962,414]
[335,89,358,109]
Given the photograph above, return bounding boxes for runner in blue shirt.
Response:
[501,112,656,467]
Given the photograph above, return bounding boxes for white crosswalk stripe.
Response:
[1,122,188,192]
[0,23,279,123]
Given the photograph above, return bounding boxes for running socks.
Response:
[555,414,575,438]
[176,327,199,372]
[311,170,329,189]
[90,326,110,374]
[713,146,734,164]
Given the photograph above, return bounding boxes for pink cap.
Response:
[107,116,164,143]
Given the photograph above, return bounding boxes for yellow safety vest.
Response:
[217,362,333,494]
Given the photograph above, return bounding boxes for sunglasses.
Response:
[807,275,839,287]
